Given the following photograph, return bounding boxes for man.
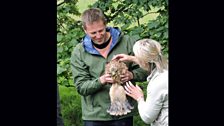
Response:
[70,8,148,126]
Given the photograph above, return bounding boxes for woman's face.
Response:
[135,54,150,71]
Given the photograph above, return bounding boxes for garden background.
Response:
[57,0,168,125]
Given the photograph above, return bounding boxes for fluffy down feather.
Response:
[105,59,134,116]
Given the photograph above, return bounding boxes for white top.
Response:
[138,69,168,126]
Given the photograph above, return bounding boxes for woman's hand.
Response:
[112,54,136,63]
[124,81,144,102]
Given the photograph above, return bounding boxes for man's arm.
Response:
[70,46,104,96]
[131,64,148,82]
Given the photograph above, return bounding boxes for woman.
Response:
[113,39,168,126]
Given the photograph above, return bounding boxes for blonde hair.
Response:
[133,39,168,73]
[81,8,107,29]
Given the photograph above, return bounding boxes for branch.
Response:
[142,11,158,17]
[137,16,140,26]
[57,1,65,7]
[57,17,66,31]
[107,4,133,22]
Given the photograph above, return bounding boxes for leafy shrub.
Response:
[134,114,150,126]
[59,85,83,126]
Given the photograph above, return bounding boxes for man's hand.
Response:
[99,73,115,85]
[121,71,133,83]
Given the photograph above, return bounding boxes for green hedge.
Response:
[59,85,83,126]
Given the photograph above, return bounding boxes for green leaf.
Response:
[57,46,63,53]
[157,32,162,37]
[57,65,66,74]
[163,31,168,39]
[57,34,63,42]
[121,24,130,30]
[156,26,164,32]
[133,0,138,4]
[148,22,158,29]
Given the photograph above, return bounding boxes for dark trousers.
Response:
[84,116,133,126]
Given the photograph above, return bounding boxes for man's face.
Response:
[84,20,107,45]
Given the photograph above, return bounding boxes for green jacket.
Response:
[71,27,148,121]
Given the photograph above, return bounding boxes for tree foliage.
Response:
[57,0,84,87]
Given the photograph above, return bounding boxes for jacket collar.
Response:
[82,27,121,55]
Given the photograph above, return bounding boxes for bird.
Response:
[105,59,134,116]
